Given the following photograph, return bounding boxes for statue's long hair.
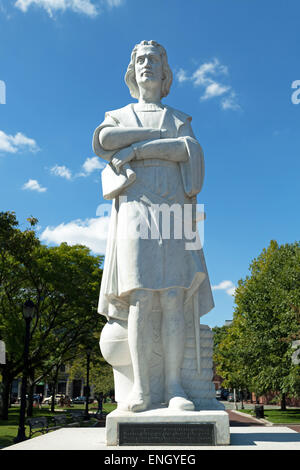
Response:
[125,40,173,100]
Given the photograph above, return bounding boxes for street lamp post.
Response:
[14,300,35,443]
[84,346,92,421]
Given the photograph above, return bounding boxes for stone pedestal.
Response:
[106,407,230,446]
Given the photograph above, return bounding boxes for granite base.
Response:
[106,407,230,446]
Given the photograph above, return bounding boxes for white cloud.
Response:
[49,157,105,181]
[14,0,124,17]
[0,130,39,154]
[0,1,11,18]
[191,58,228,86]
[15,0,98,16]
[201,82,230,101]
[22,179,47,193]
[212,280,236,297]
[81,156,105,175]
[221,91,241,111]
[176,58,240,110]
[40,215,110,254]
[106,0,123,6]
[176,68,189,83]
[50,164,72,180]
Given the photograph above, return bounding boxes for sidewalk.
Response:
[3,426,300,450]
[227,410,265,427]
[227,409,300,433]
[288,425,300,433]
[2,406,300,450]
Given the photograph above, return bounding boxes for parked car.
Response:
[15,394,40,404]
[72,396,94,404]
[42,394,65,404]
[220,389,229,400]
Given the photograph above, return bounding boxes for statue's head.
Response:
[125,40,173,100]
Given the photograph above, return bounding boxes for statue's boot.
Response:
[118,390,151,413]
[128,392,151,412]
[168,396,195,411]
[165,384,195,411]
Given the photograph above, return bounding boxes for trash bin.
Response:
[255,405,264,418]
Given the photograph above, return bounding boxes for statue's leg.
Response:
[125,289,153,412]
[160,287,195,411]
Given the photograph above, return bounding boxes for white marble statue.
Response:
[93,40,220,413]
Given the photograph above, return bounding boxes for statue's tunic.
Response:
[93,103,214,321]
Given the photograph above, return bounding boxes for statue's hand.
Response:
[111,146,135,173]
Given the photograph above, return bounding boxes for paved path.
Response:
[288,425,300,433]
[2,406,300,450]
[3,427,300,450]
[227,410,264,427]
[227,410,300,433]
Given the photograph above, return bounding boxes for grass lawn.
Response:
[239,408,300,424]
[0,402,117,449]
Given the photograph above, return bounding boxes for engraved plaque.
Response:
[119,422,215,446]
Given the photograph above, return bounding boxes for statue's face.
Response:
[135,45,163,91]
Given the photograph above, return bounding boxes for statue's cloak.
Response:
[92,104,214,323]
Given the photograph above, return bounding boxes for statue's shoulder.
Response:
[105,104,134,124]
[164,105,192,124]
[104,103,193,128]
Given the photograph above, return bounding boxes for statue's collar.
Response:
[134,102,164,112]
[108,103,189,132]
[130,103,167,129]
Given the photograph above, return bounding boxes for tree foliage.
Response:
[68,335,114,397]
[214,240,300,405]
[0,211,106,418]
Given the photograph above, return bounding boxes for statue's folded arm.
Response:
[132,137,188,163]
[99,126,161,151]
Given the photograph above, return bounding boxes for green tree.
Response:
[0,211,104,419]
[213,322,250,403]
[0,211,40,418]
[68,334,114,399]
[216,240,300,410]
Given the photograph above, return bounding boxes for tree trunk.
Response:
[50,370,59,413]
[0,368,12,420]
[50,383,56,413]
[233,388,238,410]
[240,390,244,409]
[281,393,287,411]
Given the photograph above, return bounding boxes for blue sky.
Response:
[1,0,300,327]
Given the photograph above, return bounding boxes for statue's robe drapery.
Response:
[93,103,214,323]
